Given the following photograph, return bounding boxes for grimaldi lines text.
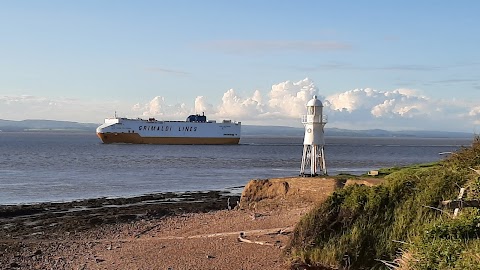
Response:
[96,114,241,145]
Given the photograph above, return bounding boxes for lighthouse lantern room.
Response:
[300,95,327,176]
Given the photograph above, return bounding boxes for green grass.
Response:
[287,137,480,269]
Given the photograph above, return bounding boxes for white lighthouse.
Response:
[300,95,327,176]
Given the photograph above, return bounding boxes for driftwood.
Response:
[435,169,480,217]
[150,227,294,241]
[439,186,480,218]
[237,228,292,248]
[441,199,480,209]
[237,232,275,246]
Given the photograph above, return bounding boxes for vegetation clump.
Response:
[287,136,480,269]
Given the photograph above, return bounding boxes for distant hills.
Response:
[0,119,98,132]
[0,119,474,138]
[326,127,474,138]
[242,125,474,138]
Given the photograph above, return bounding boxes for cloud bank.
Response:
[133,78,318,126]
[2,78,478,132]
[132,78,479,131]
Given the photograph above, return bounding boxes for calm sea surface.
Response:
[0,132,473,204]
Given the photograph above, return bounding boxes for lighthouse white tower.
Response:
[300,95,327,176]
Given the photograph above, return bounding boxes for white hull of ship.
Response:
[96,118,241,145]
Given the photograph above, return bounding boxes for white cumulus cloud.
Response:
[323,88,476,130]
[127,79,479,131]
[215,89,264,119]
[131,78,320,125]
[267,78,319,119]
[467,106,480,125]
[3,78,479,132]
[132,96,190,119]
[325,88,429,118]
[194,96,214,115]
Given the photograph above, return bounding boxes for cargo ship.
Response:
[96,113,241,145]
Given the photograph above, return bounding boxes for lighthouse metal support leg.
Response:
[300,145,324,176]
[320,146,327,175]
[300,144,314,176]
[300,144,327,177]
[310,146,317,176]
[300,145,309,176]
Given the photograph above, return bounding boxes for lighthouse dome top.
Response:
[306,95,323,107]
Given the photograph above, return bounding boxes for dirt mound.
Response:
[239,177,340,210]
[241,179,289,202]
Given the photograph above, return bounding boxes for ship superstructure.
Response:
[96,114,241,145]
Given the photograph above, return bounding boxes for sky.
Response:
[1,1,479,132]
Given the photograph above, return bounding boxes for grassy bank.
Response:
[287,137,480,269]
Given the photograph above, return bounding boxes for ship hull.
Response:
[96,116,241,145]
[96,133,240,145]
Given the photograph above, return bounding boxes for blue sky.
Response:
[1,1,479,131]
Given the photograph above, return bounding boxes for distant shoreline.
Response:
[0,129,474,139]
[0,118,475,138]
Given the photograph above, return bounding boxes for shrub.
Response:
[287,136,480,269]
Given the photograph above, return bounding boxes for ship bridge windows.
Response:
[187,114,207,122]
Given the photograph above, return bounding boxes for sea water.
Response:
[0,132,472,204]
